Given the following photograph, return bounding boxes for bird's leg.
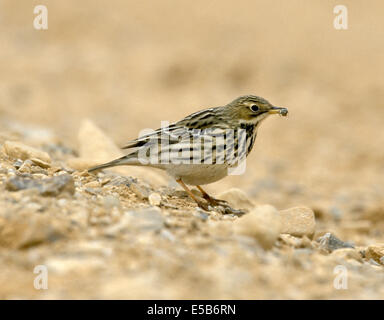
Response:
[196,185,228,207]
[176,179,210,211]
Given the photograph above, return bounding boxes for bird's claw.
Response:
[197,199,246,216]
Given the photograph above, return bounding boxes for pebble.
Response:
[6,173,75,196]
[234,204,281,249]
[129,207,165,231]
[148,192,162,206]
[70,119,167,187]
[278,206,316,237]
[279,234,303,247]
[216,188,254,210]
[193,209,209,221]
[103,195,121,209]
[0,214,64,249]
[317,232,354,252]
[129,182,150,200]
[330,248,362,261]
[2,140,51,163]
[83,180,101,188]
[18,160,33,173]
[365,244,384,265]
[106,207,165,236]
[31,158,51,169]
[13,159,23,169]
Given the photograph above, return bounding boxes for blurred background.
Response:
[1,0,383,197]
[0,0,384,298]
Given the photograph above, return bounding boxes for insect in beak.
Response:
[268,106,288,117]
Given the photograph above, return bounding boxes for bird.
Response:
[89,95,288,213]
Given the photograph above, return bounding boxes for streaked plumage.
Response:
[89,95,288,212]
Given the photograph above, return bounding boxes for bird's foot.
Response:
[217,204,246,216]
[196,200,212,212]
[203,196,229,207]
[197,198,246,216]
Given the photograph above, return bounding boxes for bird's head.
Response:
[226,95,288,124]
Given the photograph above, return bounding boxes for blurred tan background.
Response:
[1,0,384,299]
[1,0,384,198]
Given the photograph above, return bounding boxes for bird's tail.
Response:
[88,154,137,173]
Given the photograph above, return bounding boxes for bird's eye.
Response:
[250,105,259,112]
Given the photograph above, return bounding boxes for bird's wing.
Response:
[176,107,226,129]
[121,124,182,149]
[122,107,225,150]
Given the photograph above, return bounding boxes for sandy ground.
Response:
[0,0,383,299]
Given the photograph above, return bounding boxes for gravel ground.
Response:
[0,0,383,299]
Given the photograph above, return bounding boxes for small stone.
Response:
[13,159,23,169]
[365,244,384,265]
[160,229,176,242]
[30,157,51,169]
[234,204,281,249]
[330,248,362,261]
[148,193,162,206]
[67,158,102,171]
[0,214,64,249]
[193,209,209,221]
[57,199,68,207]
[41,174,76,196]
[130,207,164,231]
[107,207,164,235]
[5,174,75,196]
[317,232,354,252]
[18,160,33,173]
[2,140,51,163]
[279,234,302,247]
[103,195,120,209]
[83,180,100,188]
[129,182,150,200]
[45,256,105,275]
[216,188,254,210]
[278,206,316,237]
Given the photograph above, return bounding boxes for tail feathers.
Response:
[88,154,137,173]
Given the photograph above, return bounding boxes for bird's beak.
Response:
[269,106,288,117]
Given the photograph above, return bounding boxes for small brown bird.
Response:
[89,95,288,212]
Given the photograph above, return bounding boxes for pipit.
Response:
[89,95,288,213]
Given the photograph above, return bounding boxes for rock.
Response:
[2,140,51,163]
[0,214,64,249]
[105,207,164,236]
[365,244,384,265]
[83,180,100,188]
[103,195,121,209]
[13,159,23,169]
[6,176,38,191]
[66,158,102,171]
[234,205,281,249]
[17,160,33,173]
[278,206,316,237]
[129,207,165,231]
[38,174,75,197]
[6,174,75,196]
[216,188,254,210]
[148,193,162,206]
[45,256,105,275]
[193,209,209,221]
[69,119,168,187]
[317,232,354,252]
[129,182,150,200]
[330,248,362,261]
[30,158,51,169]
[279,234,303,247]
[78,119,122,162]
